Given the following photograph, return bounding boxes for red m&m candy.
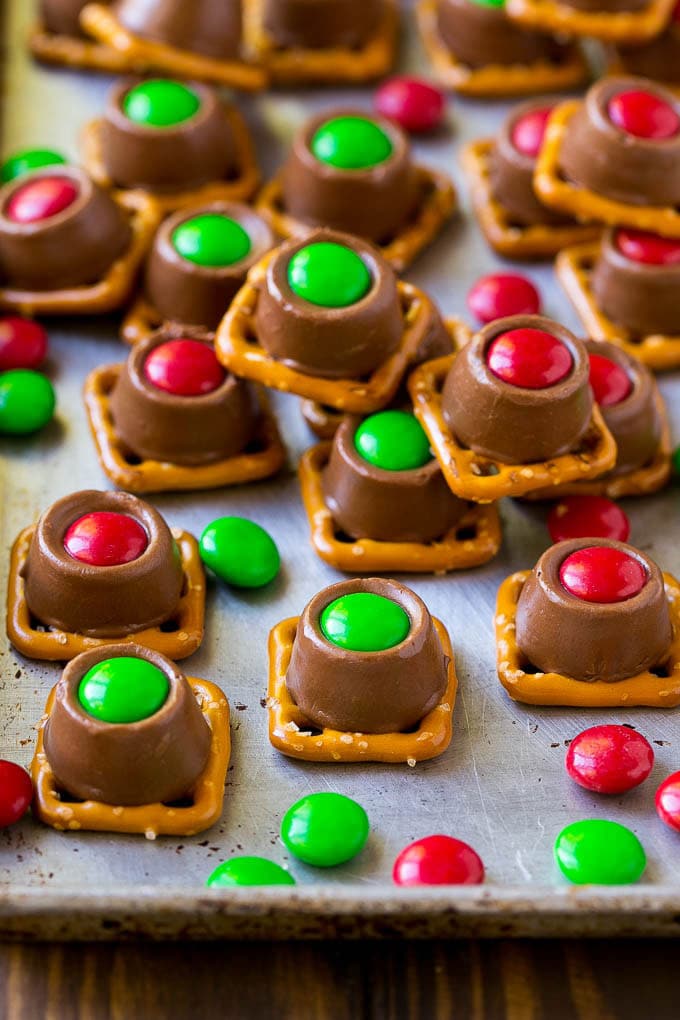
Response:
[0,760,33,828]
[467,273,541,325]
[608,90,680,140]
[487,328,572,389]
[392,835,484,886]
[588,352,632,408]
[559,546,647,603]
[144,339,226,397]
[511,107,553,158]
[64,512,148,566]
[615,229,680,266]
[5,176,79,224]
[656,772,680,832]
[0,317,48,371]
[548,495,630,544]
[374,77,445,134]
[566,725,654,794]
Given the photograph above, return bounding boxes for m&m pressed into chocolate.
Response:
[588,353,632,408]
[0,317,48,371]
[143,339,226,397]
[320,592,410,652]
[615,229,680,266]
[0,760,33,829]
[554,819,646,885]
[354,410,431,472]
[5,176,79,224]
[78,656,170,724]
[123,80,201,128]
[392,835,485,887]
[310,115,394,170]
[287,242,372,308]
[548,496,630,544]
[511,107,553,158]
[206,857,295,888]
[656,771,680,832]
[467,273,541,325]
[0,148,66,184]
[171,214,252,268]
[566,725,654,795]
[63,512,149,566]
[280,792,370,868]
[607,90,680,140]
[486,328,573,389]
[559,546,647,603]
[374,77,445,134]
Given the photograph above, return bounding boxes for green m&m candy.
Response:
[78,657,170,724]
[123,80,201,128]
[288,242,371,308]
[206,857,295,887]
[554,819,646,885]
[311,115,393,170]
[470,0,505,6]
[0,148,66,184]
[281,792,370,868]
[320,592,410,652]
[0,370,55,435]
[172,214,252,268]
[355,410,431,471]
[200,516,280,588]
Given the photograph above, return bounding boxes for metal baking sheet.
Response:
[1,0,680,940]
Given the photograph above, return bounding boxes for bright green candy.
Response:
[0,370,55,435]
[123,80,201,127]
[78,657,169,724]
[355,410,431,471]
[554,819,646,885]
[281,792,369,868]
[311,115,393,170]
[200,516,280,588]
[288,242,371,308]
[0,148,66,184]
[470,0,505,7]
[673,444,680,476]
[206,857,295,887]
[320,592,410,652]
[171,214,252,268]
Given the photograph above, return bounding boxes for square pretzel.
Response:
[7,526,205,663]
[0,190,160,317]
[84,364,287,494]
[242,0,398,84]
[31,678,230,838]
[267,616,457,763]
[299,441,502,574]
[462,139,601,260]
[408,353,617,503]
[557,241,680,372]
[80,3,267,91]
[506,0,676,43]
[215,256,434,414]
[535,101,680,238]
[28,19,135,72]
[81,108,260,214]
[496,570,680,707]
[416,0,589,97]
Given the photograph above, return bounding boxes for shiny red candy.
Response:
[559,546,647,603]
[511,107,553,158]
[615,228,680,266]
[608,89,680,140]
[5,176,79,224]
[374,76,445,134]
[548,495,630,544]
[0,760,33,828]
[588,352,632,407]
[486,328,572,389]
[656,772,680,832]
[467,273,541,325]
[392,835,485,886]
[566,725,654,794]
[64,511,149,566]
[0,316,48,370]
[144,339,226,397]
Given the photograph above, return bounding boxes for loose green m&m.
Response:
[78,657,170,724]
[288,242,371,308]
[171,214,252,268]
[0,148,66,184]
[311,115,393,170]
[470,0,505,7]
[123,80,201,127]
[355,410,431,471]
[0,370,55,435]
[320,592,410,652]
[200,516,280,588]
[281,792,369,868]
[554,819,646,885]
[206,857,295,887]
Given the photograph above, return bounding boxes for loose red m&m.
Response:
[467,273,541,325]
[588,352,632,408]
[511,106,553,158]
[566,725,654,794]
[393,835,485,886]
[608,90,680,140]
[0,760,33,828]
[5,176,79,224]
[143,339,225,397]
[0,317,48,370]
[486,328,572,389]
[615,229,680,266]
[656,771,680,832]
[64,512,148,566]
[374,77,445,134]
[548,495,630,544]
[559,546,647,603]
